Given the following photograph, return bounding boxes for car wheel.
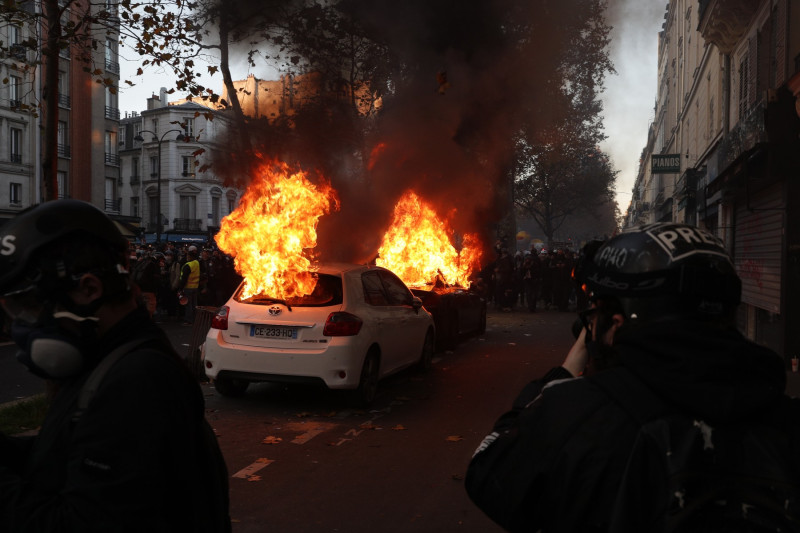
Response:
[354,352,380,407]
[416,329,435,372]
[214,376,249,397]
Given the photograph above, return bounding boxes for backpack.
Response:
[590,368,800,532]
[73,337,232,533]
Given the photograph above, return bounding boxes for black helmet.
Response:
[573,222,741,322]
[0,200,129,294]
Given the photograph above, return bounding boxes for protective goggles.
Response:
[0,283,47,323]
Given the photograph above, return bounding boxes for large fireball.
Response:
[376,190,482,287]
[215,161,339,300]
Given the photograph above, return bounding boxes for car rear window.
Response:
[235,273,343,307]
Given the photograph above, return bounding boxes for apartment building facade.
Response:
[0,0,122,225]
[118,91,239,243]
[626,0,800,363]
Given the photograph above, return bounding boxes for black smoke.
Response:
[213,0,612,264]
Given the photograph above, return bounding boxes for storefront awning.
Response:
[143,233,208,244]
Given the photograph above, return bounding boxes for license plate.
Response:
[250,325,298,339]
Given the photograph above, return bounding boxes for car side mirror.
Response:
[411,296,424,314]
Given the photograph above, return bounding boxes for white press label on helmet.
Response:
[645,224,729,263]
[0,235,16,256]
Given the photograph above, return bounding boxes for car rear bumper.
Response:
[202,328,365,389]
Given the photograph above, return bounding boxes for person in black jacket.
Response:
[465,222,800,532]
[0,200,231,532]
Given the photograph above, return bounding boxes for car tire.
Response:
[416,329,435,372]
[353,352,380,407]
[214,376,249,397]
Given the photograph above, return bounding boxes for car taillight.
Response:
[211,306,230,330]
[323,312,362,336]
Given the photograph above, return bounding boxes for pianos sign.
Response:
[651,154,681,174]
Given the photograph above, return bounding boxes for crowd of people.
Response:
[476,243,581,313]
[128,241,241,324]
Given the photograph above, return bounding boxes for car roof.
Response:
[311,262,387,276]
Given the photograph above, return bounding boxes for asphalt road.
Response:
[6,308,798,532]
[203,308,576,532]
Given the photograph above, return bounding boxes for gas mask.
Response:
[2,286,100,380]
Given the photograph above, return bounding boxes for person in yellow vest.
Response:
[177,245,201,325]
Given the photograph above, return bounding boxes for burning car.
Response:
[410,280,486,352]
[375,190,486,351]
[201,263,435,406]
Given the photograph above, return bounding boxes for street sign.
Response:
[652,154,681,174]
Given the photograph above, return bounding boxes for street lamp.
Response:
[134,128,185,244]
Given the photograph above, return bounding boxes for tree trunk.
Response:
[41,0,61,202]
[218,10,253,187]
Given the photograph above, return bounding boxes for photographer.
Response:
[465,223,800,532]
[0,200,230,532]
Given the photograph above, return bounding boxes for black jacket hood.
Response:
[614,319,786,423]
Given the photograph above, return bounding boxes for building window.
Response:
[180,195,196,220]
[105,131,119,165]
[105,178,117,211]
[131,196,139,218]
[148,195,159,225]
[57,171,67,198]
[118,126,126,147]
[150,155,159,177]
[738,55,749,119]
[58,70,68,98]
[211,196,220,226]
[708,97,714,140]
[131,156,140,181]
[152,118,159,135]
[182,156,195,177]
[9,25,21,45]
[105,38,119,74]
[9,127,22,163]
[183,118,194,139]
[9,75,22,107]
[9,182,21,204]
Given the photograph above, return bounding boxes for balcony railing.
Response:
[173,218,202,231]
[9,153,22,164]
[105,153,120,166]
[9,44,27,61]
[57,93,71,108]
[57,144,71,158]
[104,199,120,212]
[105,60,120,74]
[718,98,767,171]
[105,106,120,120]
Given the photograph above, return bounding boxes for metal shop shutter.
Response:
[734,183,784,314]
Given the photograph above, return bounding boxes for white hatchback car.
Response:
[201,263,436,405]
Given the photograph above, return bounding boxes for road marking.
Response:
[285,421,338,444]
[232,459,274,478]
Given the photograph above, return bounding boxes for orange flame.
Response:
[215,161,339,300]
[376,190,482,287]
